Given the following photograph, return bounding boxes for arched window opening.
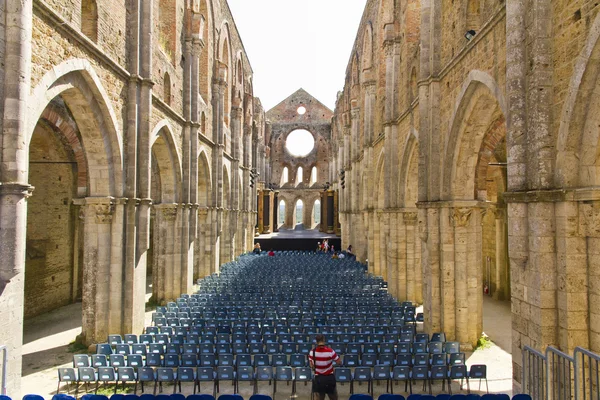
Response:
[311,166,318,184]
[278,200,286,227]
[222,38,231,127]
[199,0,210,101]
[296,167,304,185]
[237,59,243,85]
[313,199,321,229]
[410,67,417,102]
[164,73,172,106]
[282,167,289,185]
[81,0,98,42]
[466,0,481,32]
[295,199,304,228]
[362,28,373,70]
[158,0,177,63]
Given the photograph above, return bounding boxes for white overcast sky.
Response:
[227,0,368,111]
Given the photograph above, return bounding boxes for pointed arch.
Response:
[374,148,386,209]
[150,121,183,204]
[399,130,419,207]
[197,149,212,207]
[28,59,124,197]
[443,72,506,199]
[557,11,600,187]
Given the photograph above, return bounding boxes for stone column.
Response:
[0,1,32,394]
[79,198,117,345]
[404,211,420,302]
[273,191,279,232]
[152,204,180,303]
[387,211,400,298]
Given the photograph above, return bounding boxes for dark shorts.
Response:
[313,374,337,394]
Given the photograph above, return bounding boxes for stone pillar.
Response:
[273,191,279,232]
[403,211,420,302]
[0,1,32,394]
[494,208,509,300]
[387,211,400,298]
[79,198,117,345]
[152,204,180,304]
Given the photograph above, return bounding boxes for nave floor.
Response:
[19,284,513,398]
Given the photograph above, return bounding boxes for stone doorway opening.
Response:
[294,199,304,229]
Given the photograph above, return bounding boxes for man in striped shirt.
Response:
[308,334,342,400]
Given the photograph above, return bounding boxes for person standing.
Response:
[308,334,341,400]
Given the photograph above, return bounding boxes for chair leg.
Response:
[153,381,158,395]
[57,381,61,395]
[485,378,489,394]
[134,381,138,395]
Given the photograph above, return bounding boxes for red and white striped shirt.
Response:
[308,345,340,376]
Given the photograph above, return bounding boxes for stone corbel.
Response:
[451,208,473,228]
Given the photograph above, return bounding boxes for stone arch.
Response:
[375,149,386,209]
[556,11,600,188]
[399,130,419,207]
[222,164,231,209]
[443,71,506,199]
[28,59,124,197]
[296,166,304,186]
[278,199,286,228]
[164,72,172,106]
[292,197,305,227]
[197,150,212,207]
[281,166,290,185]
[312,198,321,229]
[218,23,232,127]
[150,121,183,204]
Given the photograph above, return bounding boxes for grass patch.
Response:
[145,295,159,312]
[67,340,88,354]
[476,334,493,350]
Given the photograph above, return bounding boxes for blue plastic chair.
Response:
[0,396,11,400]
[53,395,76,400]
[378,395,405,400]
[216,395,244,400]
[512,396,532,400]
[187,396,215,400]
[349,395,374,400]
[249,395,272,400]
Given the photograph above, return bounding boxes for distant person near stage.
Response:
[253,242,261,254]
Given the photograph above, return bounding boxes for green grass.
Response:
[67,340,88,354]
[476,334,493,350]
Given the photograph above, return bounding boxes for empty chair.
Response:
[274,366,294,396]
[445,342,460,354]
[196,367,217,397]
[91,354,109,368]
[96,367,117,395]
[108,335,123,346]
[349,395,374,400]
[363,343,378,354]
[512,395,532,400]
[372,365,391,392]
[97,343,113,355]
[109,354,126,368]
[378,394,405,400]
[57,368,77,395]
[124,334,138,344]
[115,344,131,355]
[215,366,236,394]
[236,366,255,394]
[154,367,176,394]
[448,365,468,395]
[164,354,180,368]
[137,367,156,394]
[181,354,199,367]
[116,367,137,393]
[132,344,147,356]
[378,353,395,366]
[290,353,306,367]
[73,354,90,368]
[218,353,234,367]
[430,353,446,367]
[335,368,353,393]
[448,353,466,366]
[255,366,274,392]
[293,367,313,395]
[254,354,270,368]
[469,365,488,393]
[236,354,252,368]
[353,366,373,396]
[200,354,217,368]
[428,342,444,354]
[396,354,412,367]
[176,367,197,394]
[429,365,448,393]
[410,366,429,394]
[145,353,163,368]
[271,353,287,367]
[430,333,446,343]
[344,354,360,367]
[77,366,97,395]
[391,366,411,394]
[413,354,429,367]
[380,343,395,355]
[361,353,377,367]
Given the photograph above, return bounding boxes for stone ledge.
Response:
[504,187,600,203]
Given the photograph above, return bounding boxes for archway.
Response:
[220,166,232,264]
[149,123,183,304]
[294,199,304,229]
[443,73,509,348]
[26,101,82,320]
[278,200,286,228]
[195,151,212,277]
[312,199,321,229]
[25,60,124,345]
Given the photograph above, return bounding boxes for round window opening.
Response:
[297,106,307,115]
[286,129,315,157]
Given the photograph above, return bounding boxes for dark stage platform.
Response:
[254,228,341,251]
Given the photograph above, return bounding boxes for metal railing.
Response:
[523,345,600,400]
[0,344,7,396]
[574,347,600,400]
[523,345,547,399]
